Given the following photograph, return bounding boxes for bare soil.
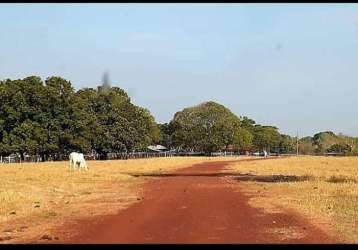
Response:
[43,159,339,244]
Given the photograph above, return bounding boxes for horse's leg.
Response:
[81,160,87,171]
[69,159,73,172]
[85,162,89,171]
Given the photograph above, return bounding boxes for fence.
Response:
[0,151,243,164]
[0,154,48,164]
[105,151,176,160]
[0,155,19,164]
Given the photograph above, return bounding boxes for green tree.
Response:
[278,134,295,154]
[240,116,256,131]
[0,76,160,160]
[74,86,159,158]
[251,125,281,152]
[327,143,351,154]
[0,77,49,158]
[41,76,76,157]
[157,122,178,148]
[298,136,315,155]
[233,128,253,151]
[170,101,241,153]
[312,131,339,154]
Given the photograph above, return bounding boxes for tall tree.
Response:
[170,101,241,153]
[233,128,253,151]
[312,131,339,154]
[74,86,159,158]
[251,125,281,152]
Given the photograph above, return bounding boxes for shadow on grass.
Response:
[124,172,244,178]
[233,174,314,183]
[326,175,358,184]
[124,172,314,183]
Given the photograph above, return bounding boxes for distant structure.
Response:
[101,71,111,92]
[147,145,167,152]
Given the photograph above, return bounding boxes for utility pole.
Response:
[296,130,299,156]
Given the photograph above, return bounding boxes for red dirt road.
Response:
[56,160,338,244]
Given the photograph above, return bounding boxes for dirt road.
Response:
[55,159,338,243]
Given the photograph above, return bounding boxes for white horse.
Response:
[69,152,89,171]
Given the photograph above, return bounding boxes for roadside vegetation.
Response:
[0,76,294,159]
[299,132,358,156]
[1,76,358,161]
[0,76,160,160]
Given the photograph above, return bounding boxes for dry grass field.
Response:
[225,156,358,243]
[0,156,234,243]
[2,155,357,243]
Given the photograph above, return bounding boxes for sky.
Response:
[1,3,358,137]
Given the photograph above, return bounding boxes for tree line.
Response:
[0,76,159,160]
[299,131,358,156]
[1,76,357,160]
[157,101,295,154]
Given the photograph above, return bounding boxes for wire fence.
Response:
[2,150,340,165]
[0,151,244,164]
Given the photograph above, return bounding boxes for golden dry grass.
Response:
[226,156,358,243]
[0,156,232,243]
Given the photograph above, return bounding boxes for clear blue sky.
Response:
[1,3,358,137]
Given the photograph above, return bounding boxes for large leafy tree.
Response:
[74,86,159,158]
[327,143,351,154]
[251,125,281,151]
[312,131,339,154]
[299,136,315,155]
[302,131,358,155]
[278,134,295,154]
[157,122,177,148]
[41,76,76,156]
[170,101,241,153]
[240,116,256,131]
[233,128,253,151]
[0,77,49,158]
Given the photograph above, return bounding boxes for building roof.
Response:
[147,145,167,152]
